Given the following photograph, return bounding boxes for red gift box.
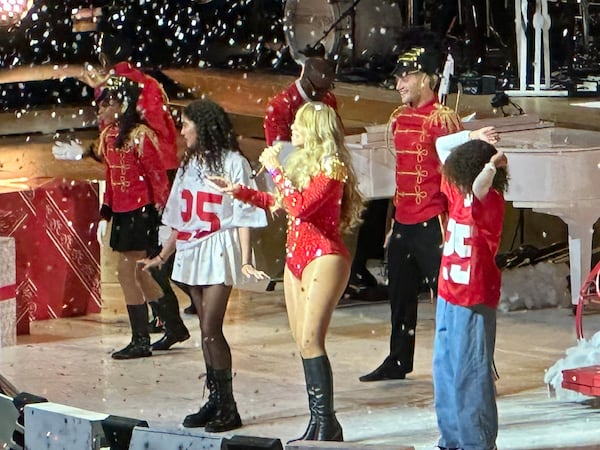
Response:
[562,365,600,396]
[0,178,101,334]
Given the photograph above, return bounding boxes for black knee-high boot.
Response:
[112,304,152,360]
[150,293,191,350]
[182,366,218,428]
[301,355,343,441]
[204,368,242,433]
[288,358,319,443]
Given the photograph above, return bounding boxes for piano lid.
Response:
[497,127,600,204]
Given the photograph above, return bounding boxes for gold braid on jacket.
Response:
[97,124,159,157]
[129,124,159,156]
[385,105,409,153]
[424,104,462,133]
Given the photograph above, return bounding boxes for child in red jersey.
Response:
[433,139,508,450]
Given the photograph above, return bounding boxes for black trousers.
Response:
[351,199,389,275]
[386,216,443,373]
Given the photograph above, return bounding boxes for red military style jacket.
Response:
[391,98,462,224]
[97,62,179,171]
[234,160,349,279]
[100,124,170,213]
[263,80,337,145]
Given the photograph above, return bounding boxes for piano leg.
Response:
[565,219,595,305]
[535,208,597,305]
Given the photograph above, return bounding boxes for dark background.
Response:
[0,0,597,109]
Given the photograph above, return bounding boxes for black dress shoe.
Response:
[151,329,191,350]
[183,303,196,315]
[349,268,378,288]
[359,362,406,382]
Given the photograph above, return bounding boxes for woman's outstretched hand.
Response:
[206,176,240,195]
[241,264,270,280]
[258,145,282,172]
[137,256,161,272]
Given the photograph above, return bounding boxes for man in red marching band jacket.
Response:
[360,45,463,382]
[264,56,337,146]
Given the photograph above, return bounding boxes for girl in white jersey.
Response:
[140,99,267,433]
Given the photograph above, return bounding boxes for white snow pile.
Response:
[545,330,600,401]
[499,261,571,312]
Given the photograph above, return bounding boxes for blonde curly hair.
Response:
[284,102,364,232]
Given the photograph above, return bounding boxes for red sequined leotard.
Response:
[234,160,349,279]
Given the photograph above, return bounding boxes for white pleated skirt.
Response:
[171,228,241,286]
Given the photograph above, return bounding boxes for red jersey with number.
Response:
[391,100,462,224]
[438,179,504,308]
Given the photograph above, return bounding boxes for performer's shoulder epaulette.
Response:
[129,124,159,153]
[426,104,462,133]
[322,156,348,182]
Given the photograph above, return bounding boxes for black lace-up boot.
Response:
[182,366,218,427]
[203,368,242,433]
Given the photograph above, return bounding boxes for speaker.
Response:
[12,392,48,450]
[24,401,106,450]
[221,435,283,450]
[285,442,414,450]
[101,415,149,450]
[128,427,222,450]
[0,394,18,449]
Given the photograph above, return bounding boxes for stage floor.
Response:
[2,283,600,450]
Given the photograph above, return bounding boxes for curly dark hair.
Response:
[442,139,508,194]
[181,99,240,175]
[98,78,143,148]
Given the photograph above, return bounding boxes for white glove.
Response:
[52,139,85,160]
[97,220,108,246]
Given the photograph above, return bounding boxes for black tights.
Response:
[190,284,233,370]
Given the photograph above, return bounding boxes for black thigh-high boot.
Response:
[204,368,242,433]
[112,304,152,360]
[303,355,343,441]
[182,366,218,427]
[150,292,191,350]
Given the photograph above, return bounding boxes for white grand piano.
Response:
[497,127,600,304]
[347,123,600,305]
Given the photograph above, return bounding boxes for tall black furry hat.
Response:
[393,28,447,77]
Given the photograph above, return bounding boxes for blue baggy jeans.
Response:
[432,296,498,450]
